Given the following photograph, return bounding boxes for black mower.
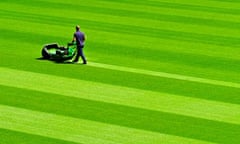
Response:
[41,42,77,61]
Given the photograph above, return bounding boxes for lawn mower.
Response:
[41,42,77,61]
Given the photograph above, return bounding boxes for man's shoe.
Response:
[83,61,87,64]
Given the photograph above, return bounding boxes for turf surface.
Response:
[0,0,240,143]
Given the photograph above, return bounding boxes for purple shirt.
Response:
[74,31,85,47]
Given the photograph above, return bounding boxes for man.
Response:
[72,25,87,64]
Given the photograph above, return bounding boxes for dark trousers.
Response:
[73,45,86,63]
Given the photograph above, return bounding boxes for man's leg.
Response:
[73,47,80,62]
[79,48,87,64]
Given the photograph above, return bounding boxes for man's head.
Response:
[76,25,80,31]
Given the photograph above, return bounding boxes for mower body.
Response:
[41,42,77,61]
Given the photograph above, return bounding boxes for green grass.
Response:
[0,0,240,143]
[0,128,80,144]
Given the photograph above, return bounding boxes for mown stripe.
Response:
[0,105,215,144]
[20,0,240,15]
[87,43,240,73]
[0,21,239,76]
[0,128,80,144]
[87,62,240,89]
[1,36,239,88]
[1,2,240,31]
[1,68,240,125]
[1,11,240,47]
[1,27,240,73]
[1,52,240,105]
[1,18,240,63]
[1,17,239,53]
[5,0,240,23]
[1,90,239,143]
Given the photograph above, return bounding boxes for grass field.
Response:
[1,0,240,143]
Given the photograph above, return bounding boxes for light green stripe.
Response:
[88,62,240,89]
[1,67,240,125]
[0,105,215,144]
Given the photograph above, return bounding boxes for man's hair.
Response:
[76,25,80,31]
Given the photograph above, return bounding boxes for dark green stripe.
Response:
[1,85,240,144]
[0,128,80,144]
[0,29,68,45]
